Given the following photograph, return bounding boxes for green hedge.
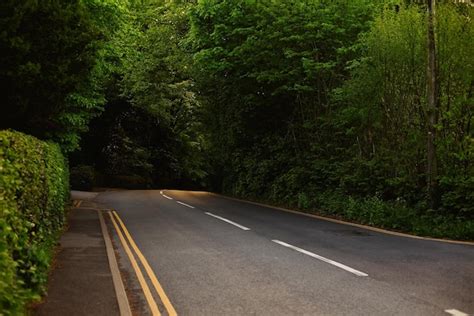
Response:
[0,130,69,315]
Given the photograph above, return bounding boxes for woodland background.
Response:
[1,0,473,238]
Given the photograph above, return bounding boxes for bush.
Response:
[107,175,152,189]
[0,130,69,315]
[70,165,96,191]
[439,176,474,219]
[312,190,474,240]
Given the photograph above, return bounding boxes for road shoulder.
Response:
[209,192,474,246]
[33,206,122,316]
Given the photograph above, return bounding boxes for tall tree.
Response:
[71,0,207,188]
[0,0,124,152]
[426,0,440,208]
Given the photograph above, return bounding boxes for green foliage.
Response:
[102,124,154,187]
[189,0,375,190]
[0,130,69,315]
[313,191,473,240]
[0,0,126,152]
[189,0,473,238]
[342,3,473,214]
[5,0,470,246]
[70,165,97,191]
[72,0,208,188]
[120,0,207,185]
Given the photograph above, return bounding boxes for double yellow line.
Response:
[108,210,177,316]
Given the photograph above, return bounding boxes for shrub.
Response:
[312,190,474,240]
[0,130,69,315]
[70,165,96,191]
[439,176,474,219]
[108,174,152,189]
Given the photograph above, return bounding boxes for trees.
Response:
[71,0,207,188]
[187,0,380,198]
[426,0,439,208]
[120,0,207,187]
[187,0,473,237]
[0,0,124,152]
[342,2,473,216]
[2,0,471,237]
[189,0,374,192]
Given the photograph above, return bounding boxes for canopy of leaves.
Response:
[2,0,472,237]
[0,0,125,152]
[71,0,207,188]
[188,0,473,236]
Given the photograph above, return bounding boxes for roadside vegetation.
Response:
[188,1,473,239]
[1,1,122,313]
[0,1,473,312]
[0,131,69,314]
[67,0,473,240]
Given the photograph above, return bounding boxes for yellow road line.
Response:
[113,210,178,316]
[74,207,113,211]
[108,212,161,316]
[98,212,132,316]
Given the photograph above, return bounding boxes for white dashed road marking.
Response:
[176,201,195,208]
[445,309,469,316]
[272,240,368,277]
[205,212,251,231]
[160,191,173,200]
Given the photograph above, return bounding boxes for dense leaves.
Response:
[1,0,472,240]
[0,0,124,152]
[188,0,379,194]
[0,130,69,314]
[340,3,473,215]
[72,0,207,188]
[189,0,473,238]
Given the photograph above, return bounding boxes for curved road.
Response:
[94,190,474,316]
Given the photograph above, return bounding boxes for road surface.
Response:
[93,189,474,316]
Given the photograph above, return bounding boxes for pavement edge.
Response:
[207,192,474,246]
[98,211,133,316]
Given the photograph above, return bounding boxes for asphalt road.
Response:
[94,189,474,316]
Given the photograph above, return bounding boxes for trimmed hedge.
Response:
[0,130,69,315]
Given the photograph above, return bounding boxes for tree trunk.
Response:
[426,0,439,209]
